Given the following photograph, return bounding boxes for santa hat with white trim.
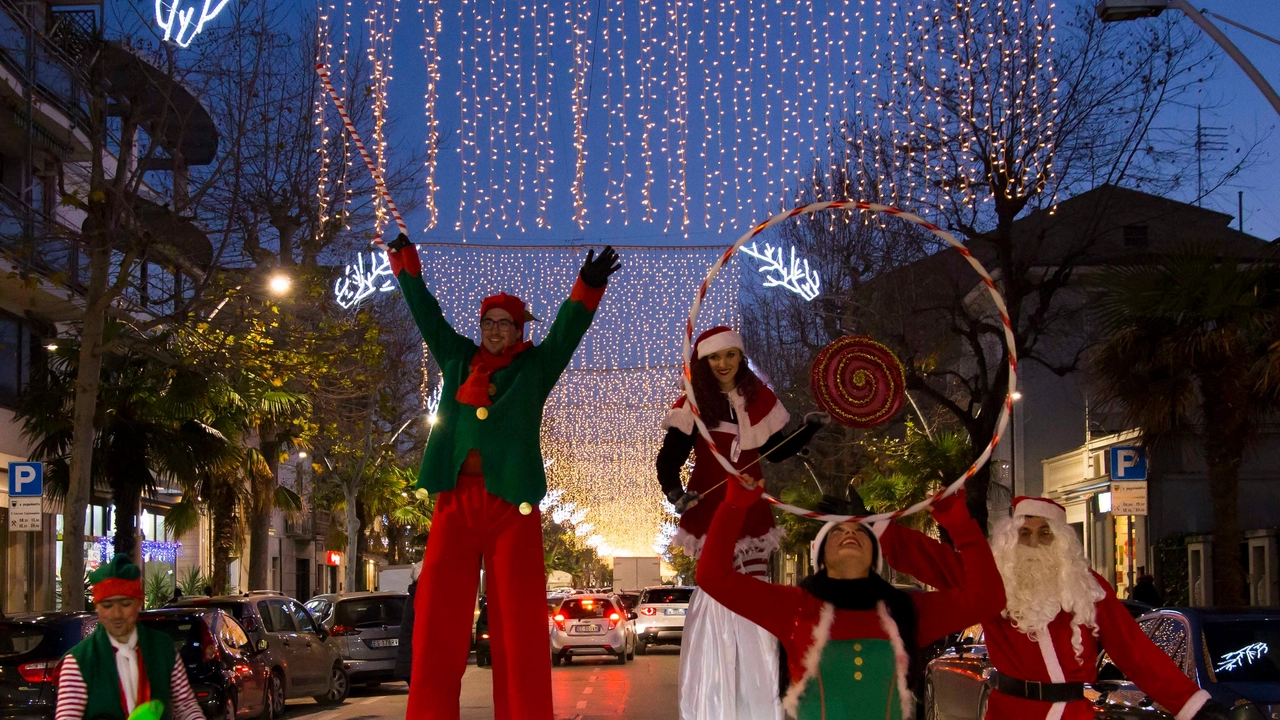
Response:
[1012,495,1068,525]
[695,326,744,360]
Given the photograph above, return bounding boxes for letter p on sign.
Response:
[8,462,42,497]
[1108,446,1147,481]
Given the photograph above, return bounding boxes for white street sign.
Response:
[1110,481,1148,516]
[8,496,42,531]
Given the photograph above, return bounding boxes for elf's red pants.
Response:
[408,474,552,720]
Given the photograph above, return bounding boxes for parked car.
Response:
[174,591,349,714]
[0,612,98,720]
[921,623,990,720]
[1093,608,1280,720]
[305,591,408,687]
[550,594,636,666]
[139,608,270,720]
[633,586,693,654]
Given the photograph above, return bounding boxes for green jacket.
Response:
[67,624,175,720]
[396,267,602,507]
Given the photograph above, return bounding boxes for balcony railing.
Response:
[0,181,81,288]
[0,0,92,131]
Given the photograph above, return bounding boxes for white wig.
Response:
[991,514,1105,661]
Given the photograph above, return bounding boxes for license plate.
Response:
[574,624,601,633]
[664,609,686,616]
[368,638,399,648]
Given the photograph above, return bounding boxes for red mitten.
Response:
[387,234,422,277]
[930,489,970,527]
[725,474,765,509]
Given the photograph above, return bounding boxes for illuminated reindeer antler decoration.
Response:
[155,0,231,48]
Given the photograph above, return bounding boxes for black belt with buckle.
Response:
[988,671,1086,703]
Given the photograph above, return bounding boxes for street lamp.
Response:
[268,272,292,296]
[1096,0,1280,117]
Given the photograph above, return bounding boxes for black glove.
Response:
[817,492,871,517]
[580,246,621,288]
[667,489,701,514]
[805,412,831,428]
[1190,701,1231,720]
[388,233,412,252]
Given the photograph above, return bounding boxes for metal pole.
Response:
[1238,191,1244,232]
[1169,0,1280,117]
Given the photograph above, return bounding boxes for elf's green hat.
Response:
[89,554,143,603]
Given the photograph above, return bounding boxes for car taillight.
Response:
[330,625,362,636]
[201,622,219,662]
[17,661,55,684]
[553,614,566,631]
[640,607,657,616]
[608,612,621,630]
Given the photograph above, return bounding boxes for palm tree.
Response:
[1091,248,1280,606]
[17,324,232,562]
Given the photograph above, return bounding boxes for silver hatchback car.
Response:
[550,594,637,666]
[306,592,409,686]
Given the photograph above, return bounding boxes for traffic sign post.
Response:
[8,462,43,532]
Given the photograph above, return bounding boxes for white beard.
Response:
[992,517,1107,661]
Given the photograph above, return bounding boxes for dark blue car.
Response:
[1094,608,1280,720]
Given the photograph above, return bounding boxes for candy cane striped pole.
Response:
[684,200,1019,525]
[315,63,408,245]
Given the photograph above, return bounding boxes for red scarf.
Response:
[456,341,532,407]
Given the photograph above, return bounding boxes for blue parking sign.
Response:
[1109,447,1147,481]
[8,462,42,497]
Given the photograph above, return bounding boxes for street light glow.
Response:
[44,343,58,351]
[1094,0,1167,22]
[298,451,308,459]
[268,273,292,296]
[1012,391,1024,401]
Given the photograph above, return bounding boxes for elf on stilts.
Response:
[55,555,203,720]
[877,496,1230,720]
[696,475,1005,720]
[387,234,620,720]
[656,325,827,720]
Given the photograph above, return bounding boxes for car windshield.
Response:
[642,588,692,604]
[0,624,45,657]
[335,597,407,628]
[559,598,616,620]
[1204,618,1280,682]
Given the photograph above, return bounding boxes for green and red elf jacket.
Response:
[388,240,605,508]
[696,482,1005,720]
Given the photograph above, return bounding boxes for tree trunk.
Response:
[344,484,360,593]
[210,479,236,594]
[111,482,141,564]
[248,434,280,591]
[1202,371,1248,607]
[60,232,113,610]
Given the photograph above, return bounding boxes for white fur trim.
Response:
[677,526,785,559]
[1174,689,1212,720]
[876,601,915,720]
[663,403,696,434]
[1044,704,1067,720]
[697,329,744,359]
[782,603,835,718]
[1036,634,1067,683]
[1014,498,1068,525]
[731,390,790,450]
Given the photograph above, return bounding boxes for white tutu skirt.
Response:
[678,588,783,720]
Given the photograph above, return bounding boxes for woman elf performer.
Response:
[656,325,827,720]
[697,476,1005,720]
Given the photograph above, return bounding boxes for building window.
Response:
[1123,224,1149,248]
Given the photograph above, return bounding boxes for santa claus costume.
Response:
[879,496,1225,720]
[388,235,618,720]
[656,326,825,720]
[696,480,1004,720]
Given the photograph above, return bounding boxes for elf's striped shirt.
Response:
[54,655,203,720]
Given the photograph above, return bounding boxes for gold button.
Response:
[854,657,863,666]
[854,671,863,681]
[853,643,862,651]
[476,407,489,420]
[519,502,533,515]
[488,383,498,396]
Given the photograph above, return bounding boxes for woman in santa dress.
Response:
[656,325,827,720]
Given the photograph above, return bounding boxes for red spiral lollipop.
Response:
[810,336,906,428]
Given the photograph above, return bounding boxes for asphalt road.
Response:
[283,648,681,720]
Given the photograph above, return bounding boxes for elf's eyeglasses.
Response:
[480,318,516,331]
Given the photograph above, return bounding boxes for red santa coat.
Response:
[879,524,1212,720]
[662,384,789,554]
